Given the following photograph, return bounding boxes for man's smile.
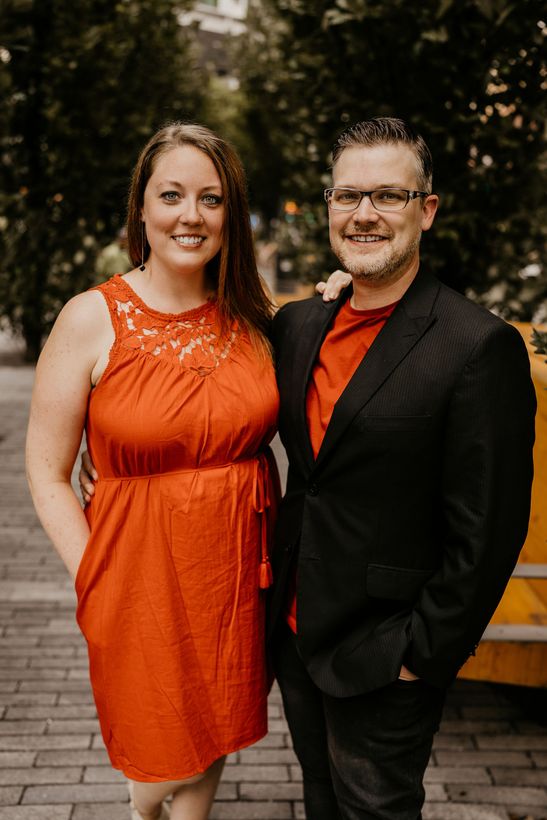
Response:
[344,233,389,244]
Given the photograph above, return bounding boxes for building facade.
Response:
[179,0,248,37]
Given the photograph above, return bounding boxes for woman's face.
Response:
[141,144,225,280]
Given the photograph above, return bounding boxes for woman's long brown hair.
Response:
[126,123,274,352]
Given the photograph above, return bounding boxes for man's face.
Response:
[328,143,438,285]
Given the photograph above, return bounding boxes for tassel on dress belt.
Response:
[252,452,274,590]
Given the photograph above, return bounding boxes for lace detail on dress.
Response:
[100,276,236,377]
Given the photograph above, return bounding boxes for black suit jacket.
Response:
[269,270,536,695]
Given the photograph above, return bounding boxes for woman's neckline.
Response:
[114,274,216,321]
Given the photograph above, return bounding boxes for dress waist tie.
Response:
[252,452,274,590]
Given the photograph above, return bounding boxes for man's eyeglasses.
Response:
[324,188,429,213]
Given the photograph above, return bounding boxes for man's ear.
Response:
[421,194,439,232]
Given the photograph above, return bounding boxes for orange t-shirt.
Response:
[285,297,398,632]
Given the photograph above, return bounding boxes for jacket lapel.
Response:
[313,270,440,471]
[287,297,341,474]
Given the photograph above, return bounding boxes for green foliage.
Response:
[531,327,547,363]
[237,0,546,314]
[0,0,205,359]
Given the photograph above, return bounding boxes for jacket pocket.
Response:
[366,563,434,602]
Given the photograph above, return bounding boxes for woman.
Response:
[26,123,281,820]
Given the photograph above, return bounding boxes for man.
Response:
[269,117,536,820]
[94,227,130,284]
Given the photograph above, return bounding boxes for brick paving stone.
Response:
[0,808,72,820]
[422,805,509,819]
[0,658,29,669]
[46,718,100,734]
[58,693,95,705]
[0,766,82,785]
[446,785,547,806]
[72,805,130,820]
[512,720,547,735]
[0,721,47,735]
[461,706,522,720]
[440,720,513,734]
[505,807,547,819]
[425,783,448,802]
[35,750,109,767]
[29,656,88,668]
[82,766,126,783]
[7,705,96,719]
[239,749,299,764]
[215,783,237,799]
[0,669,66,681]
[0,784,23,804]
[210,803,293,819]
[434,750,533,767]
[68,668,92,680]
[18,681,90,692]
[0,735,92,752]
[250,733,288,749]
[239,782,304,801]
[22,783,129,804]
[424,766,492,784]
[0,752,35,768]
[477,735,547,750]
[491,768,547,787]
[222,764,290,782]
[433,733,476,750]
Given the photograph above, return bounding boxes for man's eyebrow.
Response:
[334,183,405,190]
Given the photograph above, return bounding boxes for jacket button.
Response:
[308,483,319,496]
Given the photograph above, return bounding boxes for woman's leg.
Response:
[130,777,185,819]
[170,756,226,820]
[129,757,225,820]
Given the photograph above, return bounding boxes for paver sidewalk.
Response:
[1,363,546,820]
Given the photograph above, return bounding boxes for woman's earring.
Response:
[139,223,146,271]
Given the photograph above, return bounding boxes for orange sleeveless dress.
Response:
[75,275,280,782]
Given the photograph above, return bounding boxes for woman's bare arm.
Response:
[26,291,109,579]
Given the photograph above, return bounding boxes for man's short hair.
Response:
[331,117,433,193]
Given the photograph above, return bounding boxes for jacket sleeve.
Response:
[270,302,292,355]
[407,321,536,687]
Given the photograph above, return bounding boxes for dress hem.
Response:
[109,727,269,783]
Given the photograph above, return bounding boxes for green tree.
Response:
[237,0,546,314]
[0,0,205,360]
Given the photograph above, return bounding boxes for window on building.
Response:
[199,0,218,7]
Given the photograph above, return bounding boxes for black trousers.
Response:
[272,623,445,820]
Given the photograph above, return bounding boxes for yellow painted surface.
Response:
[274,283,315,307]
[460,322,547,686]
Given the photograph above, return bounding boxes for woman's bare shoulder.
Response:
[52,289,111,337]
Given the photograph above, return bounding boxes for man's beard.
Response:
[335,231,421,284]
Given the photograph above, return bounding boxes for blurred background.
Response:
[0,0,545,361]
